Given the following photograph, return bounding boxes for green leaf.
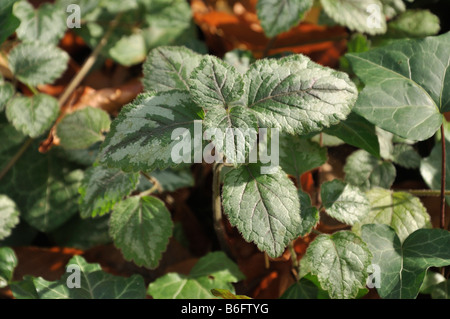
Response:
[6,94,59,138]
[353,188,431,243]
[14,1,67,44]
[280,277,324,299]
[50,214,111,250]
[203,106,258,164]
[12,255,146,299]
[109,196,173,269]
[0,0,20,45]
[324,112,380,157]
[420,138,450,204]
[344,149,396,191]
[320,0,386,35]
[0,142,83,232]
[298,190,319,236]
[256,0,313,38]
[346,32,450,141]
[361,224,450,299]
[246,55,357,135]
[78,165,140,218]
[56,107,111,150]
[392,143,421,169]
[222,164,301,258]
[143,46,202,92]
[279,133,327,180]
[211,289,251,299]
[302,231,372,299]
[8,42,69,87]
[386,10,440,39]
[148,251,244,299]
[321,179,370,226]
[99,91,203,172]
[189,55,245,110]
[0,80,14,112]
[0,247,17,288]
[9,276,38,299]
[0,195,20,240]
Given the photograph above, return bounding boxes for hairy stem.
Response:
[212,163,231,256]
[0,138,33,181]
[57,13,123,107]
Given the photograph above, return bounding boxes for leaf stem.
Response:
[0,137,33,181]
[263,36,277,58]
[212,162,232,256]
[57,12,123,107]
[288,241,300,281]
[140,171,163,193]
[139,184,159,198]
[26,84,39,95]
[440,124,446,230]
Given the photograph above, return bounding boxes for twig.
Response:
[57,12,123,107]
[212,163,232,256]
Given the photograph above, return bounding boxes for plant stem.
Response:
[405,189,450,197]
[0,138,33,181]
[139,184,159,198]
[57,12,123,107]
[440,124,446,230]
[26,84,39,95]
[212,163,231,256]
[288,242,299,281]
[140,171,163,193]
[263,36,277,58]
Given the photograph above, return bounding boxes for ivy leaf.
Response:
[56,107,111,150]
[14,1,66,45]
[109,196,173,269]
[11,255,146,299]
[344,149,396,191]
[148,252,244,299]
[346,32,450,141]
[321,179,370,226]
[420,270,446,295]
[0,195,20,240]
[256,0,313,38]
[211,289,251,299]
[302,231,372,299]
[298,190,319,236]
[320,0,386,35]
[203,106,258,165]
[143,46,202,92]
[0,0,20,45]
[353,188,431,243]
[99,90,203,172]
[420,138,450,204]
[246,55,357,135]
[431,280,450,299]
[280,278,323,299]
[189,55,245,110]
[8,42,69,87]
[324,112,380,157]
[6,94,59,138]
[361,224,450,299]
[0,142,83,232]
[78,165,140,218]
[279,133,327,180]
[0,79,14,112]
[0,247,17,288]
[9,276,38,299]
[222,164,301,258]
